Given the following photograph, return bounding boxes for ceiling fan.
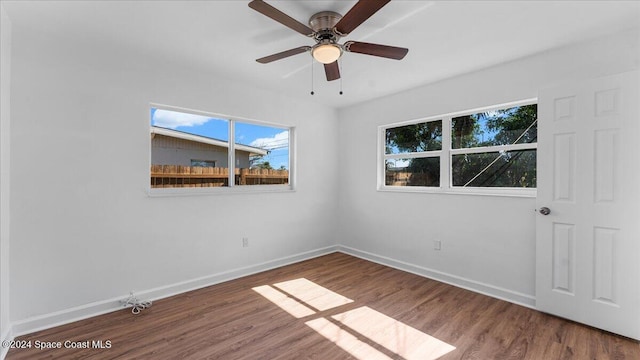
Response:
[248,0,408,81]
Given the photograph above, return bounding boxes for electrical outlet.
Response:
[242,237,249,247]
[434,240,441,251]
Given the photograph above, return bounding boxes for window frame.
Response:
[149,103,295,196]
[383,119,444,188]
[378,99,537,197]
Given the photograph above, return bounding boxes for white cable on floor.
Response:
[120,292,152,314]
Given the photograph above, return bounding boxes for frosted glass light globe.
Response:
[312,44,341,64]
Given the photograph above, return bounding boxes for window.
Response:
[190,160,216,168]
[379,100,537,195]
[150,105,293,193]
[235,122,290,186]
[384,120,442,187]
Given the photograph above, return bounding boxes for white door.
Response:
[536,71,640,340]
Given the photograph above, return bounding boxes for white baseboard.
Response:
[11,245,339,338]
[337,245,536,309]
[1,326,13,360]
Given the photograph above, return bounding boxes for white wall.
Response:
[1,2,13,351]
[337,29,640,306]
[8,21,339,333]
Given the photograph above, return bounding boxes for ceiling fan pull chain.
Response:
[310,58,315,95]
[339,59,344,95]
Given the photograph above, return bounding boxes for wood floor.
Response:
[7,253,640,359]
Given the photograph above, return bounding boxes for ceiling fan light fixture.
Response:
[312,43,342,64]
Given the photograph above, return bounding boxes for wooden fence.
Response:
[386,171,434,187]
[151,165,289,188]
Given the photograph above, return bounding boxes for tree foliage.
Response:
[385,121,442,186]
[386,121,443,153]
[386,104,537,188]
[254,161,273,170]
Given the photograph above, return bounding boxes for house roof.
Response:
[151,126,268,156]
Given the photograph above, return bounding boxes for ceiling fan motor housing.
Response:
[309,11,343,43]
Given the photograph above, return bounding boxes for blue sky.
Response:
[151,108,289,169]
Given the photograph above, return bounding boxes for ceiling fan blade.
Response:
[344,41,408,60]
[248,0,314,37]
[256,46,311,64]
[334,0,391,36]
[324,61,340,81]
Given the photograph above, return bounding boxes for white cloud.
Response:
[388,159,410,168]
[152,109,214,129]
[249,131,289,150]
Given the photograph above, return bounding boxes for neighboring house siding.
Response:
[151,134,251,168]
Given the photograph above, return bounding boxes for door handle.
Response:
[539,207,551,215]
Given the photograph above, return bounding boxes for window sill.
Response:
[148,185,295,197]
[377,186,536,198]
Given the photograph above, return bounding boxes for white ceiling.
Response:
[3,0,640,108]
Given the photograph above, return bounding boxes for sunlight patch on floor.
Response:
[254,278,456,360]
[273,278,354,311]
[332,306,456,360]
[252,284,316,318]
[306,318,394,360]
